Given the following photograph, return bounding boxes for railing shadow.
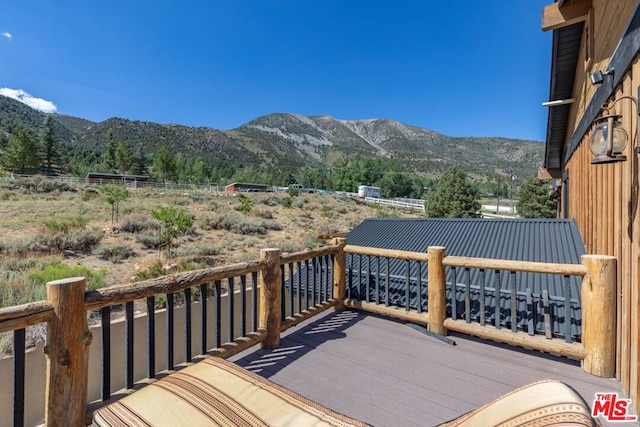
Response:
[232,309,363,379]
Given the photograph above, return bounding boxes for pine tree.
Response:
[516,177,558,218]
[41,115,61,175]
[104,130,117,173]
[426,166,481,218]
[115,139,134,174]
[152,142,176,182]
[1,129,41,174]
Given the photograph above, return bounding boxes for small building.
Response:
[224,182,270,193]
[85,173,150,188]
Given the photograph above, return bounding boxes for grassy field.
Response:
[0,176,421,309]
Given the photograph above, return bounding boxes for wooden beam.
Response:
[259,248,281,349]
[538,167,563,179]
[542,0,591,32]
[332,238,347,310]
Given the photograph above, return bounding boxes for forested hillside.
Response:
[0,95,544,197]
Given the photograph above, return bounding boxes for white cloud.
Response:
[1,32,12,41]
[0,88,57,113]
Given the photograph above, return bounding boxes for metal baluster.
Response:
[385,258,390,307]
[215,281,221,348]
[417,262,422,313]
[240,275,247,337]
[145,298,155,378]
[167,293,175,370]
[280,265,286,320]
[366,256,371,303]
[510,271,517,332]
[199,284,208,355]
[526,288,534,335]
[405,260,410,311]
[252,272,258,332]
[228,277,234,342]
[465,268,471,323]
[184,287,192,362]
[288,264,294,316]
[376,257,381,305]
[494,270,501,329]
[479,269,485,326]
[451,267,457,320]
[125,301,134,388]
[101,306,111,399]
[297,261,302,312]
[13,328,25,427]
[564,275,572,343]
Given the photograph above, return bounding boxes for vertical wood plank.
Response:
[543,290,552,339]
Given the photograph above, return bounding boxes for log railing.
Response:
[0,240,344,427]
[343,245,617,377]
[0,239,617,426]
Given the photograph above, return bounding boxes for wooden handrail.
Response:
[444,255,588,276]
[0,300,54,333]
[84,260,266,311]
[344,244,428,262]
[280,245,340,264]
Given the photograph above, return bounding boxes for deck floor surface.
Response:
[231,309,635,427]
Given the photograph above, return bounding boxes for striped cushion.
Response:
[438,379,600,427]
[93,357,369,427]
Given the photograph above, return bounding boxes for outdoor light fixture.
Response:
[590,70,605,85]
[589,91,639,165]
[589,114,628,164]
[589,68,614,86]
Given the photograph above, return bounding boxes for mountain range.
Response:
[0,94,544,180]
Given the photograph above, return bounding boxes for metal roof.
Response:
[544,23,584,169]
[344,218,586,340]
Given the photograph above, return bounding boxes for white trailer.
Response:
[358,185,381,198]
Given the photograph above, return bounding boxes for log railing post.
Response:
[428,246,447,335]
[259,248,282,349]
[333,238,347,310]
[581,254,617,377]
[44,277,92,427]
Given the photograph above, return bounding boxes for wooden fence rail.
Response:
[0,239,616,426]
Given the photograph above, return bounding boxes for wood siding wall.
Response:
[558,0,640,411]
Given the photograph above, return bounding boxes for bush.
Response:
[121,216,160,233]
[44,214,88,233]
[237,194,253,214]
[287,188,299,197]
[259,196,280,207]
[136,233,167,249]
[280,196,293,208]
[201,214,282,235]
[39,228,103,253]
[97,244,135,263]
[26,262,107,291]
[253,208,273,219]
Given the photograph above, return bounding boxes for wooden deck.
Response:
[231,309,631,427]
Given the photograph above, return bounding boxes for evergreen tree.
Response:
[152,142,176,182]
[132,146,149,175]
[104,130,117,172]
[516,177,558,218]
[1,129,41,174]
[115,139,134,174]
[41,115,61,175]
[425,166,480,218]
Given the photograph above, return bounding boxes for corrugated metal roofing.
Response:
[344,218,586,340]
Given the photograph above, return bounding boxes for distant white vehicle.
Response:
[358,185,381,198]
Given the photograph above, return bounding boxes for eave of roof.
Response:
[544,23,584,170]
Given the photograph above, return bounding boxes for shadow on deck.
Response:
[231,309,627,427]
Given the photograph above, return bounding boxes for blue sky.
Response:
[0,1,552,141]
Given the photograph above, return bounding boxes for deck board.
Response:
[231,309,631,426]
